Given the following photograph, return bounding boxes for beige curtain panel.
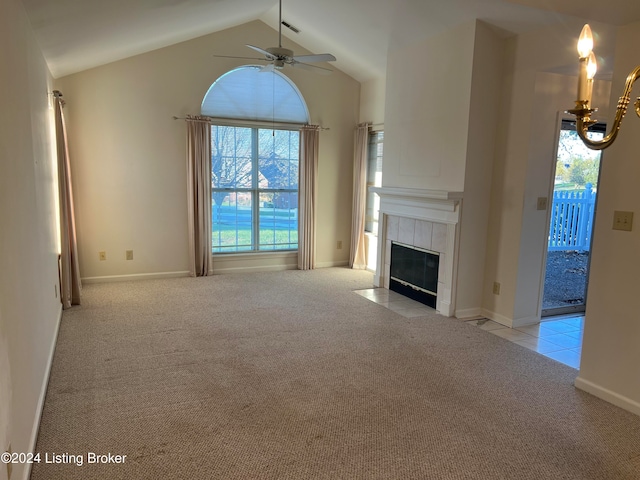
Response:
[186,116,213,276]
[350,123,370,269]
[298,125,320,270]
[54,92,82,309]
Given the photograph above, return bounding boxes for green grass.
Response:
[212,227,297,252]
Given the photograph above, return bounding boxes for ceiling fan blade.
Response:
[260,64,276,73]
[213,54,269,62]
[291,61,332,75]
[246,44,276,59]
[292,53,336,63]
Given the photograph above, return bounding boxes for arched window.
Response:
[201,65,309,124]
[201,66,309,253]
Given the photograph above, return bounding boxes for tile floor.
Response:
[354,287,436,318]
[354,288,584,369]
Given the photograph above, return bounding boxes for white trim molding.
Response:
[212,251,298,274]
[575,376,640,417]
[481,308,541,328]
[82,271,191,284]
[371,186,463,317]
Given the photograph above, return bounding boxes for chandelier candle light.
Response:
[568,24,640,150]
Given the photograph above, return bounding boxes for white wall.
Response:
[358,76,386,271]
[482,21,614,327]
[383,22,476,192]
[0,0,61,478]
[455,22,506,317]
[359,77,386,125]
[55,20,360,279]
[576,20,640,415]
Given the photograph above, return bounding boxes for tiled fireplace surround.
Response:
[370,187,463,317]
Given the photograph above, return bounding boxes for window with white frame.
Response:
[365,131,383,234]
[211,126,299,252]
[201,66,310,253]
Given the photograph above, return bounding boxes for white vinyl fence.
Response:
[548,184,596,252]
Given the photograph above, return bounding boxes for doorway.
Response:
[542,119,604,317]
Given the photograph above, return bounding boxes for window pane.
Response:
[211,126,253,189]
[202,67,309,124]
[212,191,253,253]
[211,125,299,253]
[258,129,299,190]
[365,131,383,233]
[258,192,298,251]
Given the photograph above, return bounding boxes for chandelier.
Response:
[567,24,640,150]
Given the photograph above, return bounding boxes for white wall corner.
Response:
[25,304,63,480]
[511,314,541,328]
[480,308,515,328]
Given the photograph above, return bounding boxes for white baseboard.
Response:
[316,261,349,268]
[455,307,483,320]
[212,252,298,274]
[481,309,514,327]
[82,271,190,284]
[213,264,297,274]
[511,314,540,328]
[575,376,640,417]
[480,309,540,328]
[24,303,62,480]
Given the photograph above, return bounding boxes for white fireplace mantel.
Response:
[371,186,464,317]
[370,186,463,204]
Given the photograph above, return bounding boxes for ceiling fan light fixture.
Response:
[267,47,294,59]
[215,0,336,75]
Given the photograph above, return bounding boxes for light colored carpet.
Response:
[31,268,640,479]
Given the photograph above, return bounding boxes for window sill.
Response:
[212,250,297,259]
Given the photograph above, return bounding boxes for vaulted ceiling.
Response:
[20,0,640,81]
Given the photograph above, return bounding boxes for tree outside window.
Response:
[211,126,299,253]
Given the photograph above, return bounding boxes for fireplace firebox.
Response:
[390,242,439,308]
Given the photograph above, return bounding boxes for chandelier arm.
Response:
[574,65,640,150]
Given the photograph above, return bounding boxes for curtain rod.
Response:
[360,121,383,130]
[51,90,66,107]
[173,116,329,130]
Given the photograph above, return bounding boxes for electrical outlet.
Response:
[493,282,501,295]
[99,251,107,261]
[336,241,342,250]
[126,250,134,261]
[612,210,633,231]
[536,197,548,210]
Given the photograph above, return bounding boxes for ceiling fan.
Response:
[214,0,336,75]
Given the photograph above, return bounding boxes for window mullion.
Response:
[210,124,299,254]
[251,128,259,251]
